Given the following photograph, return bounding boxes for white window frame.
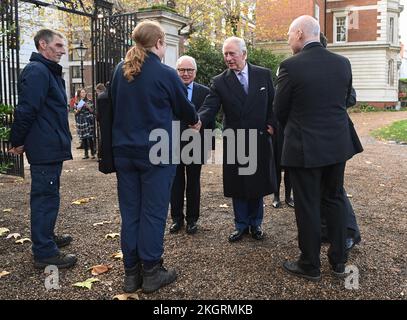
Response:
[388,16,396,44]
[334,13,348,43]
[314,4,320,22]
[388,59,395,86]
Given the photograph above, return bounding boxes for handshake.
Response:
[189,120,202,131]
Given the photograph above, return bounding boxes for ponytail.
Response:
[123,45,147,82]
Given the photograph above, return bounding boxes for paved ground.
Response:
[0,111,406,300]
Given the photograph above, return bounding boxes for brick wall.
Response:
[256,0,318,41]
[256,0,380,43]
[326,0,379,43]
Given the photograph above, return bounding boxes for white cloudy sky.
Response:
[401,0,407,45]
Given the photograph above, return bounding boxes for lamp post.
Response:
[75,41,88,88]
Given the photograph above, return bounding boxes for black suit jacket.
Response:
[274,42,358,168]
[198,63,277,199]
[178,82,211,163]
[180,82,210,130]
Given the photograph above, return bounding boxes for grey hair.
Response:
[290,15,320,37]
[176,55,197,70]
[34,29,64,50]
[223,36,247,54]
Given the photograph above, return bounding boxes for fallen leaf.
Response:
[111,251,123,260]
[15,238,31,244]
[219,204,229,208]
[365,161,372,164]
[105,233,120,239]
[6,233,21,239]
[63,169,74,173]
[113,293,139,300]
[89,264,112,276]
[2,209,12,213]
[77,168,85,171]
[379,184,385,187]
[93,221,112,227]
[72,197,96,205]
[0,271,10,278]
[346,194,353,198]
[208,171,213,174]
[72,278,100,290]
[0,228,10,236]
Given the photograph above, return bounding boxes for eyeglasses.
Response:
[177,68,195,74]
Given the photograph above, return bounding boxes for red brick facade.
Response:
[256,0,325,41]
[256,0,379,43]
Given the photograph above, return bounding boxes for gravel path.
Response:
[0,111,406,300]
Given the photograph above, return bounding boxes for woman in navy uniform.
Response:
[110,20,200,294]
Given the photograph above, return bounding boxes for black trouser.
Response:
[83,137,95,156]
[290,162,347,272]
[275,167,292,200]
[170,163,202,224]
[321,187,361,240]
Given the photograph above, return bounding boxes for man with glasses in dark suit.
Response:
[169,55,210,235]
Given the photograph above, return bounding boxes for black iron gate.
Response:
[0,0,24,177]
[92,10,136,86]
[0,0,136,177]
[92,8,136,155]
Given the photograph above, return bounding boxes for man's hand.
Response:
[189,120,202,131]
[8,146,24,155]
[267,125,274,135]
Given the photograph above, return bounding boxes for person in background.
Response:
[319,32,362,252]
[75,88,96,159]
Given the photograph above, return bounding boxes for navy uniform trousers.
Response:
[30,162,63,259]
[233,198,264,231]
[115,157,176,269]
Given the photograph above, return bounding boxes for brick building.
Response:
[256,0,404,107]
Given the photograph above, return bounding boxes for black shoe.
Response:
[54,234,73,248]
[76,145,84,149]
[285,197,295,208]
[123,263,142,293]
[91,155,96,159]
[186,222,198,235]
[272,198,281,208]
[142,260,177,294]
[345,236,361,252]
[282,261,321,282]
[321,236,329,244]
[249,226,264,240]
[169,221,184,234]
[331,263,346,278]
[82,155,89,159]
[228,228,249,242]
[34,253,77,269]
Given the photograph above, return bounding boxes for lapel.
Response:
[191,82,200,109]
[242,63,260,115]
[224,68,247,107]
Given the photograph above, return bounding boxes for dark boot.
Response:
[142,260,177,294]
[123,263,142,293]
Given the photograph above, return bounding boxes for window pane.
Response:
[336,17,347,42]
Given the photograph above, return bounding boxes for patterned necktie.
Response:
[238,72,248,94]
